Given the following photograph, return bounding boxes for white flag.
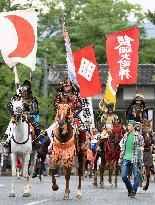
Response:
[79,97,95,129]
[0,10,37,71]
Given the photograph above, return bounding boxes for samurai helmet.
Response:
[105,102,114,110]
[60,76,77,93]
[21,80,32,97]
[133,94,145,102]
[61,77,72,87]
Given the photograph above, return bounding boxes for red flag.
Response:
[73,45,102,98]
[106,27,139,85]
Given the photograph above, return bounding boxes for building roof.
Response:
[48,64,155,86]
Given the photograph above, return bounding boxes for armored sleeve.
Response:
[126,107,133,120]
[142,107,148,120]
[30,97,39,115]
[54,94,62,109]
[72,95,82,114]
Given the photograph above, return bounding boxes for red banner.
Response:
[73,45,102,98]
[106,27,139,84]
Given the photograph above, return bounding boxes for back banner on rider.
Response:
[73,45,102,98]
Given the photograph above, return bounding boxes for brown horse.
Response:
[75,125,88,198]
[108,121,125,187]
[93,121,125,188]
[50,104,85,199]
[32,133,51,181]
[141,119,155,191]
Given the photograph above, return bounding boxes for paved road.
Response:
[0,176,155,205]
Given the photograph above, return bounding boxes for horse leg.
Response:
[114,161,119,188]
[137,162,143,193]
[93,158,98,186]
[29,151,37,193]
[22,153,31,197]
[39,159,43,182]
[143,167,150,191]
[99,158,104,188]
[9,153,17,197]
[108,161,113,186]
[64,167,71,200]
[76,153,84,199]
[17,168,20,179]
[39,157,45,181]
[150,167,155,175]
[29,151,37,178]
[39,166,42,182]
[51,168,59,191]
[137,175,143,193]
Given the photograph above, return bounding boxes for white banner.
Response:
[0,9,37,70]
[79,97,95,129]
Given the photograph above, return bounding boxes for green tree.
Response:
[0,0,154,139]
[146,10,155,25]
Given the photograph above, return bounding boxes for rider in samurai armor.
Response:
[7,80,41,141]
[97,101,119,160]
[126,93,148,123]
[50,77,82,169]
[54,77,82,122]
[99,100,118,132]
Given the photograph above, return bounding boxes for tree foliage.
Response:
[146,10,155,25]
[0,0,155,139]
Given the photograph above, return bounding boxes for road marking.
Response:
[24,199,49,205]
[0,184,4,187]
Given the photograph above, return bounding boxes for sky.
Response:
[127,0,155,12]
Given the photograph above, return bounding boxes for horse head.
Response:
[141,119,152,134]
[141,119,153,147]
[56,103,72,130]
[110,120,125,145]
[10,100,26,122]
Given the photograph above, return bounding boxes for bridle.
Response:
[56,104,72,129]
[11,103,30,145]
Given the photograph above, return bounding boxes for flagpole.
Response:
[13,65,19,91]
[30,70,32,83]
[136,83,138,94]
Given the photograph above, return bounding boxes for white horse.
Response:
[9,100,32,197]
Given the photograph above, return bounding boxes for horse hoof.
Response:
[63,196,69,200]
[93,182,98,187]
[100,183,104,188]
[9,193,15,197]
[63,194,69,200]
[52,185,59,191]
[109,183,113,187]
[76,195,81,199]
[63,190,70,200]
[143,186,148,191]
[23,193,31,197]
